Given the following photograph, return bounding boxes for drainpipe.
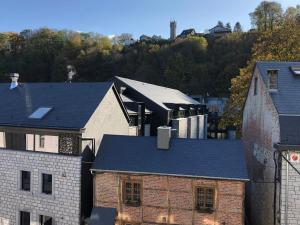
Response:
[285,151,289,225]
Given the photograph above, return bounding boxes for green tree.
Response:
[221,17,300,134]
[249,1,283,31]
[225,23,232,31]
[233,22,243,32]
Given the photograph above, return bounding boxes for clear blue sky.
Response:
[0,0,299,38]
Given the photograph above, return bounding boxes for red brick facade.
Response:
[94,172,245,225]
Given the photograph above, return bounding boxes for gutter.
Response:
[0,125,85,134]
[90,168,249,182]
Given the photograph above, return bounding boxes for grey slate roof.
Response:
[120,94,152,114]
[89,207,116,225]
[115,76,200,110]
[257,61,300,114]
[256,61,300,145]
[209,25,231,33]
[92,135,249,181]
[279,115,300,145]
[180,28,196,36]
[0,82,113,130]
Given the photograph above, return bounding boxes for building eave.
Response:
[90,168,249,182]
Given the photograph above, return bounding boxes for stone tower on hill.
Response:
[170,20,177,40]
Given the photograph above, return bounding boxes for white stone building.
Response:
[0,81,130,225]
[243,61,300,225]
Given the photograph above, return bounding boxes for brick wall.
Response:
[280,151,300,225]
[94,172,245,225]
[0,149,82,225]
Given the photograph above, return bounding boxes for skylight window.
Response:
[29,107,52,119]
[290,66,300,76]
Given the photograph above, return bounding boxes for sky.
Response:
[0,0,299,39]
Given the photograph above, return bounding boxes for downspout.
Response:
[273,150,278,225]
[284,151,289,225]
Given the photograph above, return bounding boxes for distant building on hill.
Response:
[208,24,231,37]
[178,28,196,37]
[170,20,177,40]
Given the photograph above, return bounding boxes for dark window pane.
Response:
[254,77,258,95]
[20,211,30,225]
[196,187,215,211]
[42,173,52,195]
[124,181,141,206]
[21,171,31,191]
[39,135,45,148]
[40,215,53,225]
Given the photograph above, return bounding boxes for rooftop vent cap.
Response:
[157,126,171,150]
[9,73,19,90]
[290,66,300,76]
[67,65,76,83]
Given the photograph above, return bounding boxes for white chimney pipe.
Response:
[157,126,171,150]
[10,73,19,90]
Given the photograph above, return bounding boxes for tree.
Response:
[226,23,232,31]
[249,1,283,31]
[221,18,300,134]
[217,21,224,27]
[233,22,243,32]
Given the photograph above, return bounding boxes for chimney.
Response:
[137,102,145,136]
[157,126,171,150]
[10,73,19,89]
[198,114,208,139]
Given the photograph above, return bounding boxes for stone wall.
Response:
[242,68,280,225]
[280,151,300,225]
[94,172,245,225]
[172,118,188,138]
[0,149,82,225]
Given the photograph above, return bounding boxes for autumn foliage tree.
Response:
[221,10,300,135]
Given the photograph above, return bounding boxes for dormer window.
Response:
[268,70,278,90]
[290,66,300,76]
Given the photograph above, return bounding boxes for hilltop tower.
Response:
[170,21,177,40]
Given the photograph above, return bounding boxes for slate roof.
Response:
[92,135,249,181]
[180,28,196,36]
[0,82,114,130]
[120,94,152,114]
[115,76,200,110]
[256,61,300,145]
[279,115,300,145]
[89,207,116,225]
[209,25,231,33]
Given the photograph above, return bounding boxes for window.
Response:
[254,77,258,95]
[39,135,45,148]
[39,215,53,225]
[20,211,30,225]
[195,187,215,213]
[268,70,278,90]
[21,171,31,191]
[42,173,52,195]
[29,107,52,119]
[123,181,141,206]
